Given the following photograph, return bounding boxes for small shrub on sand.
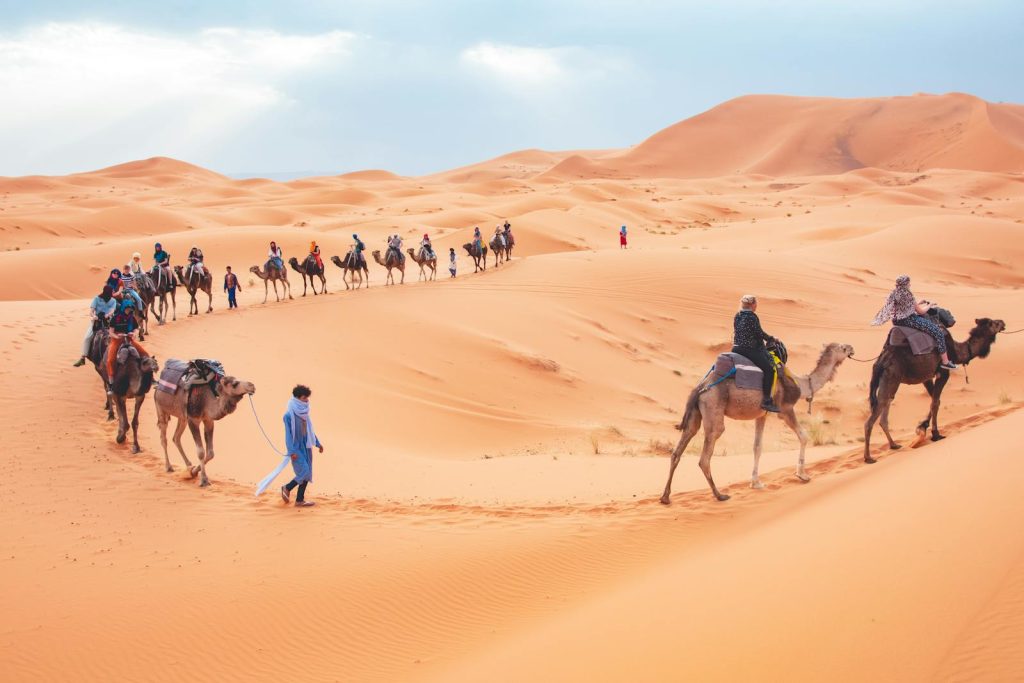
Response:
[648,438,674,456]
[803,415,837,446]
[589,432,600,455]
[998,389,1012,405]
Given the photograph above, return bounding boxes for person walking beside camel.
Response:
[224,266,241,309]
[280,384,324,508]
[449,247,457,278]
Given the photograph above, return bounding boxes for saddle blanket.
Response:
[713,353,765,391]
[888,326,936,355]
[156,359,191,394]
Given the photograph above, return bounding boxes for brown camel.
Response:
[489,234,507,267]
[249,263,293,303]
[149,265,177,323]
[108,344,159,453]
[407,247,437,281]
[462,242,488,272]
[864,318,1005,463]
[330,252,369,289]
[130,272,160,339]
[86,325,117,420]
[661,342,854,503]
[503,231,515,259]
[154,369,256,487]
[289,255,327,296]
[174,264,213,315]
[372,249,405,285]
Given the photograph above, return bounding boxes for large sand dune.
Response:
[1,93,1023,681]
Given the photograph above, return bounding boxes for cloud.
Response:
[0,22,356,173]
[460,42,626,91]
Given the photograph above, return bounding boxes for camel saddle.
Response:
[157,358,225,395]
[713,353,766,391]
[888,326,936,355]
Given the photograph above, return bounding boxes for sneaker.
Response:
[940,361,958,371]
[73,358,86,367]
[280,485,290,504]
[295,500,315,508]
[760,400,781,414]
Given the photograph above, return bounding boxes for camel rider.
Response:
[473,226,482,254]
[106,268,123,292]
[268,241,284,271]
[105,301,150,385]
[733,295,781,413]
[74,285,117,367]
[419,233,435,260]
[309,241,323,270]
[388,234,404,264]
[503,221,512,244]
[352,234,366,267]
[130,252,146,278]
[153,242,172,287]
[872,275,957,370]
[494,225,506,248]
[187,245,205,279]
[120,263,145,311]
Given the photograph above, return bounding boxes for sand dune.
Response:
[2,92,1023,681]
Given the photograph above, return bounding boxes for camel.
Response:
[86,325,117,420]
[108,344,159,453]
[174,264,213,315]
[504,231,515,259]
[407,247,437,281]
[131,272,160,339]
[154,370,256,487]
[149,265,177,323]
[489,234,507,267]
[661,342,854,503]
[864,318,1005,463]
[249,263,293,303]
[289,255,327,296]
[462,242,488,272]
[372,249,405,285]
[331,252,369,289]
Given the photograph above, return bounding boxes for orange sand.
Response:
[1,93,1023,681]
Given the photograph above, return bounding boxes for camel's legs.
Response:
[114,394,129,445]
[920,373,950,441]
[197,418,214,487]
[778,407,810,482]
[171,417,195,474]
[186,419,208,485]
[750,415,767,488]
[697,418,728,501]
[130,394,144,454]
[878,392,900,450]
[170,287,177,321]
[157,407,174,472]
[205,287,213,313]
[659,413,702,505]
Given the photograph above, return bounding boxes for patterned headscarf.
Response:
[872,275,914,326]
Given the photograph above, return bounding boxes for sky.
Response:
[1,0,1021,178]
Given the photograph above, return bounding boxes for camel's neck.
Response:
[796,356,842,398]
[952,334,992,364]
[212,393,244,420]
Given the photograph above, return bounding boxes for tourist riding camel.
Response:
[387,234,405,265]
[153,242,173,289]
[493,225,506,249]
[129,252,146,279]
[268,241,284,271]
[119,263,145,312]
[871,275,956,370]
[187,245,206,279]
[309,241,323,271]
[473,226,483,254]
[352,233,366,269]
[733,295,781,413]
[105,301,151,389]
[74,285,117,367]
[419,233,435,260]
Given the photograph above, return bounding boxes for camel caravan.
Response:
[77,234,1007,500]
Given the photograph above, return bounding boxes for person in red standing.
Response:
[619,224,628,249]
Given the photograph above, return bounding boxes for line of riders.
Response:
[72,221,519,373]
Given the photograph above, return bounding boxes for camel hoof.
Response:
[931,433,945,442]
[166,466,174,473]
[715,493,731,502]
[131,446,140,455]
[864,456,877,464]
[796,472,811,483]
[116,434,126,444]
[199,479,210,488]
[659,495,671,505]
[750,480,765,490]
[188,465,200,479]
[889,443,902,451]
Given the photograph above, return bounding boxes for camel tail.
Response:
[677,386,702,431]
[868,362,883,410]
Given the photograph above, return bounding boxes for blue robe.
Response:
[284,412,321,483]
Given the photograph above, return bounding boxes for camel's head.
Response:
[288,256,299,267]
[331,255,344,267]
[372,249,382,258]
[969,318,1005,358]
[822,342,855,362]
[217,375,255,399]
[141,356,160,374]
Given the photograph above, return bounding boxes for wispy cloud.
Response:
[0,22,356,172]
[459,42,627,92]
